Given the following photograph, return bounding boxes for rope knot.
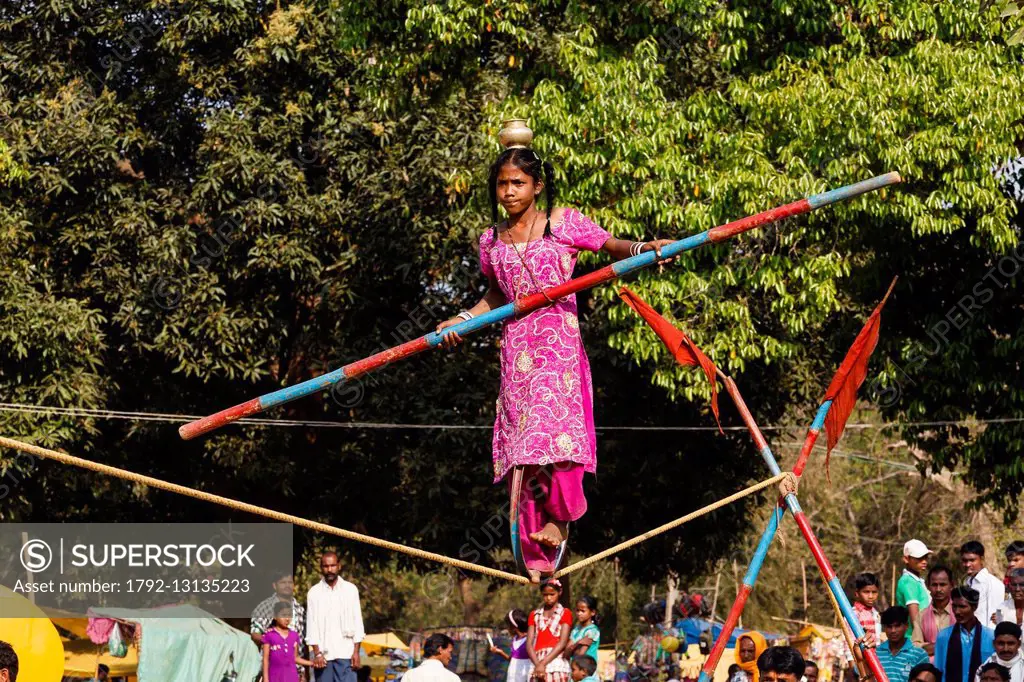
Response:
[779,472,799,498]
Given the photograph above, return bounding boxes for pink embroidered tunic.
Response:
[479,209,611,483]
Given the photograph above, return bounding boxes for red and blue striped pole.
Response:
[180,172,901,440]
[697,377,887,682]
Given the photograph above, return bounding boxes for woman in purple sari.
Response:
[437,143,672,582]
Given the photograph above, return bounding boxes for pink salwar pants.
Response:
[510,463,588,572]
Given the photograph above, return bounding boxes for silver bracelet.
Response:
[456,311,474,321]
[630,242,645,257]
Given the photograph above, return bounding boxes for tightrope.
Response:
[554,472,791,577]
[0,435,529,584]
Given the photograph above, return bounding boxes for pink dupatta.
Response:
[922,602,953,645]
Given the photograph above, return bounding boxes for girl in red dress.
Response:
[528,579,573,682]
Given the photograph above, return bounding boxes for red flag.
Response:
[618,287,722,433]
[821,277,898,474]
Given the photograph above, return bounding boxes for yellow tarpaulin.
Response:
[0,587,66,682]
[41,606,90,639]
[597,644,735,682]
[597,648,616,680]
[678,644,736,682]
[795,624,841,642]
[791,623,842,661]
[361,632,410,655]
[62,636,139,678]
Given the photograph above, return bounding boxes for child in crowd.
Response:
[876,606,929,682]
[898,539,934,641]
[975,622,1024,682]
[964,541,1008,626]
[614,654,630,682]
[263,602,314,682]
[528,579,573,682]
[756,647,806,682]
[491,609,532,682]
[566,596,601,662]
[1006,543,1024,584]
[571,655,599,682]
[979,662,1012,682]
[801,661,818,682]
[1007,544,1024,600]
[910,662,944,682]
[853,572,883,647]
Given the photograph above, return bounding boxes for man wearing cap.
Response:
[899,539,935,643]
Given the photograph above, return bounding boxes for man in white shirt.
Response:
[307,551,365,682]
[963,541,1007,626]
[402,633,461,682]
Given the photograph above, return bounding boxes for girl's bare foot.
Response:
[527,568,542,583]
[529,521,567,548]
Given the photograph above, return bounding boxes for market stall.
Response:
[69,604,260,681]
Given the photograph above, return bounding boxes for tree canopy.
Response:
[1,0,1022,588]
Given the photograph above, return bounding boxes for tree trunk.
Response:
[459,574,482,625]
[973,508,1001,577]
[664,571,679,628]
[561,572,573,611]
[732,561,742,628]
[802,562,808,620]
[614,558,621,649]
[710,569,721,623]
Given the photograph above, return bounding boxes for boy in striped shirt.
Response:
[853,572,883,646]
[877,606,930,682]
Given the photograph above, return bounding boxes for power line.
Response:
[0,402,1020,432]
[773,442,920,471]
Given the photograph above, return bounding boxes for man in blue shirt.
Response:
[877,606,930,682]
[935,586,996,682]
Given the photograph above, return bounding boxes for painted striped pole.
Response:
[697,377,887,682]
[180,172,901,440]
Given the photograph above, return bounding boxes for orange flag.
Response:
[821,277,898,475]
[618,287,722,433]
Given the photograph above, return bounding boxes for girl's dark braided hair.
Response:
[488,147,556,244]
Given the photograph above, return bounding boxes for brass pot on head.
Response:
[499,119,533,149]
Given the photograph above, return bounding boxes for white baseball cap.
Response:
[903,539,932,558]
